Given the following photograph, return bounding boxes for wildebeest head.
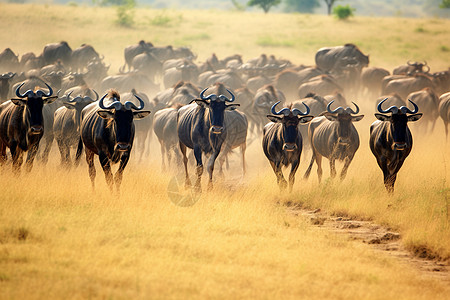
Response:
[12,82,56,135]
[62,89,99,132]
[97,90,151,151]
[267,101,313,151]
[322,101,364,145]
[194,84,239,134]
[375,98,422,150]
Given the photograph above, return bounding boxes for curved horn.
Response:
[377,98,399,114]
[270,101,290,116]
[199,87,217,101]
[400,99,419,114]
[424,65,430,73]
[407,60,414,66]
[345,102,360,114]
[218,89,236,102]
[66,91,75,102]
[90,89,99,101]
[15,82,33,98]
[35,82,53,98]
[327,101,345,114]
[124,94,145,110]
[99,93,122,110]
[292,102,310,116]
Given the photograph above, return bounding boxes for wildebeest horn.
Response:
[424,65,430,73]
[218,89,235,102]
[377,98,399,114]
[124,94,145,110]
[99,93,123,110]
[35,82,53,98]
[66,91,75,102]
[91,89,99,101]
[327,101,345,114]
[199,87,218,101]
[15,82,34,98]
[407,60,414,66]
[346,102,360,114]
[292,102,310,116]
[270,101,290,116]
[399,99,419,114]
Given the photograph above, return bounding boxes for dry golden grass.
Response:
[0,3,449,299]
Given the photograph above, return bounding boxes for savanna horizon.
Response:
[0,3,450,299]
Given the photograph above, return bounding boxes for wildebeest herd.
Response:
[0,41,449,193]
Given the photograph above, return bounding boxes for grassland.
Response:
[0,3,450,299]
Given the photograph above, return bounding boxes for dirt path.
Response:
[288,206,450,283]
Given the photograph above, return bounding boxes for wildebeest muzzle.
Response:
[116,142,131,151]
[392,142,407,150]
[283,143,298,151]
[211,125,224,134]
[30,125,43,134]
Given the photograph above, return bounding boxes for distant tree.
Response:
[440,0,450,8]
[333,4,354,19]
[247,0,281,13]
[231,0,246,11]
[324,0,338,15]
[284,0,320,13]
[93,0,134,6]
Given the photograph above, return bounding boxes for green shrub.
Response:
[115,5,134,27]
[333,5,355,20]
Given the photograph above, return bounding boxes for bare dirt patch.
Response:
[288,206,450,283]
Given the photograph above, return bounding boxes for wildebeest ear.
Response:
[63,102,76,109]
[194,99,208,107]
[97,110,114,119]
[407,113,423,122]
[43,96,58,105]
[323,112,337,121]
[351,115,364,122]
[11,99,27,106]
[267,115,282,122]
[226,104,240,110]
[133,111,151,119]
[298,115,314,123]
[374,113,391,121]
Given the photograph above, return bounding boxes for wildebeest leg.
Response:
[288,160,300,192]
[329,157,336,179]
[41,136,53,165]
[0,142,7,165]
[25,143,39,173]
[159,139,166,171]
[115,153,129,194]
[99,152,113,191]
[57,139,68,167]
[270,161,287,190]
[384,173,396,193]
[241,143,247,175]
[179,142,191,188]
[340,155,354,181]
[316,154,323,183]
[303,152,315,180]
[207,150,221,191]
[193,145,204,191]
[85,149,96,190]
[74,138,83,168]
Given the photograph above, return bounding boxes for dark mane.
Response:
[107,89,120,100]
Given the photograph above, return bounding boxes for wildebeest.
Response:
[361,66,390,98]
[123,40,154,72]
[177,83,239,191]
[383,73,434,100]
[71,44,102,72]
[0,72,16,102]
[53,89,98,167]
[42,41,72,66]
[0,48,19,73]
[131,51,162,82]
[163,60,199,89]
[297,75,343,99]
[315,43,369,73]
[369,98,422,192]
[393,61,430,75]
[80,90,150,191]
[303,101,364,183]
[153,104,183,171]
[262,101,312,191]
[407,88,439,133]
[253,85,286,132]
[0,82,56,172]
[438,92,450,140]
